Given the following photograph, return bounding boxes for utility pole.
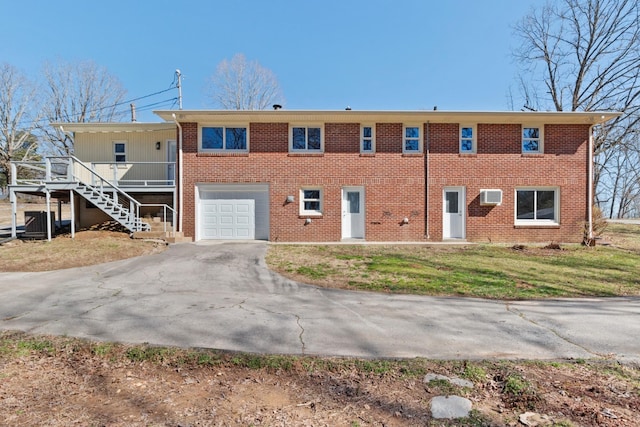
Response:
[176,69,183,110]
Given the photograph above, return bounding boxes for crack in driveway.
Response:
[505,302,603,358]
[295,315,306,354]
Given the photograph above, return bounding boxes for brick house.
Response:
[7,109,618,243]
[152,109,618,243]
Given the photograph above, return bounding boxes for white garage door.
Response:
[200,199,255,240]
[196,183,269,241]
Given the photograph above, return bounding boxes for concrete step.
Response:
[165,235,193,244]
[131,230,191,244]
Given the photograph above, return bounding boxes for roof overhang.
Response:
[51,122,175,133]
[153,109,621,125]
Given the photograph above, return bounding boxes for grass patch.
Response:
[462,363,487,383]
[231,354,295,371]
[267,223,640,299]
[0,230,166,272]
[125,345,177,363]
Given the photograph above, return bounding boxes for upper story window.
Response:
[515,188,559,225]
[403,125,422,153]
[522,125,543,154]
[200,126,248,152]
[300,187,323,216]
[114,141,126,162]
[361,125,375,153]
[460,125,476,154]
[290,125,323,152]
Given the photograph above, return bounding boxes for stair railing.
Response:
[68,155,145,230]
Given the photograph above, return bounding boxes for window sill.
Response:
[359,153,376,157]
[402,153,423,157]
[521,153,545,158]
[514,223,560,229]
[288,152,324,157]
[458,153,477,157]
[298,214,323,219]
[197,152,249,157]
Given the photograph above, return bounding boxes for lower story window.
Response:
[516,188,559,225]
[300,188,322,216]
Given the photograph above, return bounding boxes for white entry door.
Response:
[167,139,176,184]
[443,187,465,239]
[342,187,365,239]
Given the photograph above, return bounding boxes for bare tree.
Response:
[40,60,128,154]
[0,63,42,189]
[206,54,284,110]
[513,0,640,217]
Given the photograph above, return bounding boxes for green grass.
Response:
[267,224,640,299]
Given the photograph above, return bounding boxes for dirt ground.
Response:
[1,332,638,427]
[1,199,639,425]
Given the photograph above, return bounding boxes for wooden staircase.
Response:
[74,182,151,232]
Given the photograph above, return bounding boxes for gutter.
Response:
[172,114,183,233]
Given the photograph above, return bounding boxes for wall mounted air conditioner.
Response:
[480,189,502,206]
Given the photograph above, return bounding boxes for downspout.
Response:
[172,114,183,233]
[588,123,595,242]
[425,121,430,239]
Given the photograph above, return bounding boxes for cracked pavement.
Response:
[0,242,639,363]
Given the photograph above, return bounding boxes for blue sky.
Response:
[1,0,540,121]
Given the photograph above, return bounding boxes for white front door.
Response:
[443,187,465,239]
[167,139,176,184]
[342,187,365,239]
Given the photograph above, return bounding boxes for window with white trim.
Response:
[114,141,126,163]
[361,125,375,153]
[403,125,422,153]
[460,124,476,153]
[200,126,248,152]
[290,126,323,152]
[300,188,323,216]
[522,125,543,154]
[515,188,559,225]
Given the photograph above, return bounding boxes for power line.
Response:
[114,98,178,117]
[13,81,180,129]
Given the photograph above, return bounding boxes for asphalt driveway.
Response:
[0,242,638,363]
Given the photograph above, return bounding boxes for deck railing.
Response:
[11,158,175,188]
[10,156,177,232]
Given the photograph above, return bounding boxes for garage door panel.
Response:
[236,229,250,238]
[220,204,233,213]
[203,216,218,225]
[219,215,234,225]
[236,204,250,213]
[236,216,250,225]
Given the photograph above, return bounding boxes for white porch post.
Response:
[46,189,52,242]
[70,190,75,239]
[10,189,17,239]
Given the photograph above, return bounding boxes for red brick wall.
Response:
[428,123,589,242]
[179,120,590,243]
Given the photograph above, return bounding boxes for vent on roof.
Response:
[480,189,502,206]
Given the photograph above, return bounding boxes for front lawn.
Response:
[266,223,640,299]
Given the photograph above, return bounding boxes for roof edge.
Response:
[153,109,621,125]
[51,122,175,133]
